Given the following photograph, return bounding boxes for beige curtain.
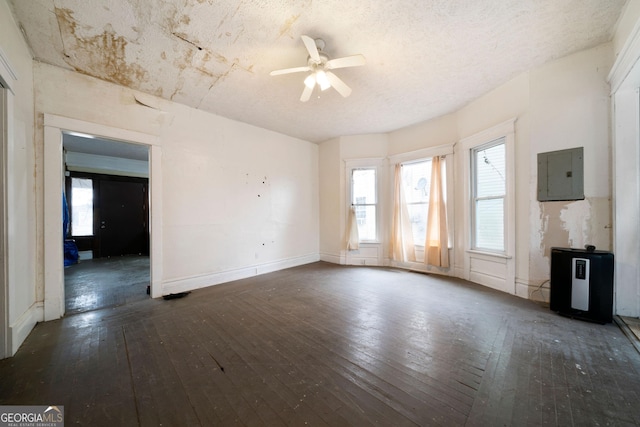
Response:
[390,164,416,262]
[425,156,449,267]
[346,205,360,250]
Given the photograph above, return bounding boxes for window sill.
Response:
[466,249,512,259]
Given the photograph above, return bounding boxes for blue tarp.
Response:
[64,239,78,266]
[63,193,79,266]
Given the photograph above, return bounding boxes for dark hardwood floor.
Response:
[64,255,150,314]
[1,262,639,426]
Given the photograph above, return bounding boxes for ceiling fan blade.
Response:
[270,66,311,76]
[301,35,320,62]
[326,54,366,70]
[300,84,314,102]
[325,71,352,98]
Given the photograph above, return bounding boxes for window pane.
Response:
[352,168,377,241]
[402,161,431,204]
[352,169,376,204]
[475,142,505,198]
[407,203,428,246]
[402,160,434,246]
[475,198,504,251]
[356,206,376,241]
[71,178,93,236]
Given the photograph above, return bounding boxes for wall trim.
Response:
[388,142,455,164]
[0,68,8,359]
[0,46,18,87]
[44,114,160,142]
[609,17,640,93]
[10,302,43,356]
[162,253,320,295]
[319,252,342,264]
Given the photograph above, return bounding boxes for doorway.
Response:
[43,114,161,321]
[63,134,151,314]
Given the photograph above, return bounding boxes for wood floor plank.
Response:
[123,320,204,426]
[231,296,467,425]
[213,298,416,426]
[168,302,330,426]
[241,286,477,416]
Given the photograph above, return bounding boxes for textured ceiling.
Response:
[8,0,628,142]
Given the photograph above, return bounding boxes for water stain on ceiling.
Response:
[55,7,149,88]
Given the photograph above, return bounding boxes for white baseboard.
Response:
[10,302,44,356]
[161,253,320,296]
[515,279,531,299]
[319,252,342,264]
[256,253,320,275]
[469,271,511,294]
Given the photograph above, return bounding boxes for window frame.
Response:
[345,158,383,244]
[460,118,516,260]
[388,143,455,256]
[471,138,506,253]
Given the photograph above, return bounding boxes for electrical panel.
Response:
[537,147,584,201]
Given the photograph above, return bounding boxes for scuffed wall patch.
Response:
[533,197,611,279]
[539,201,570,258]
[559,199,591,249]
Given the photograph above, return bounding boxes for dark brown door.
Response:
[97,180,148,257]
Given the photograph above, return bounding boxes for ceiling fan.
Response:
[270,35,366,102]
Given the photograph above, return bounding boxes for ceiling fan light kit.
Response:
[270,35,366,102]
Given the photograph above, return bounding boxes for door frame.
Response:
[0,84,7,358]
[44,114,162,320]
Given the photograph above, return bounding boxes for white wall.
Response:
[319,137,342,263]
[34,62,319,306]
[528,44,614,291]
[319,43,615,305]
[388,113,458,156]
[0,0,37,355]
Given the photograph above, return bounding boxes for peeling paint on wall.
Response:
[539,201,571,258]
[534,196,611,277]
[559,199,592,249]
